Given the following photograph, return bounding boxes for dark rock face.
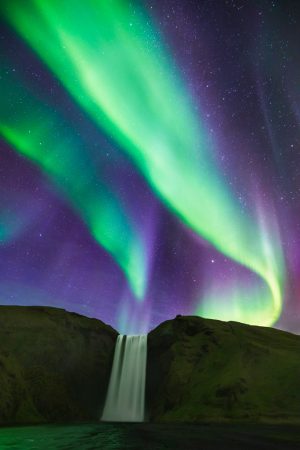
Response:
[146,316,300,423]
[0,306,117,425]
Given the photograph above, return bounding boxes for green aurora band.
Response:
[0,68,147,299]
[1,0,285,325]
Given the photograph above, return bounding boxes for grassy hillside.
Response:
[146,315,300,423]
[0,306,117,425]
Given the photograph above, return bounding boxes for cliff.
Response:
[146,315,300,423]
[1,307,300,425]
[0,306,117,425]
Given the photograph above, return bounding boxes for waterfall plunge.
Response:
[101,334,147,422]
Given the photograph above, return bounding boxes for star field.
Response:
[0,0,300,334]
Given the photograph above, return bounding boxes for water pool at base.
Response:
[0,423,300,450]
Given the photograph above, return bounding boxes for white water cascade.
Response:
[101,334,147,422]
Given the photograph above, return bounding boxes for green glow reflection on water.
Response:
[0,423,300,450]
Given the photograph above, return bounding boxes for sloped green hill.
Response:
[146,315,300,423]
[0,306,117,425]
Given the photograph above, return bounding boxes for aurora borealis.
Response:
[0,1,299,334]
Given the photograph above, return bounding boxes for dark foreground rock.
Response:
[0,306,117,425]
[146,315,300,423]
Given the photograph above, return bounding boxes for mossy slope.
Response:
[147,316,300,423]
[0,306,117,425]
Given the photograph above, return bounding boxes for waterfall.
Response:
[101,334,147,422]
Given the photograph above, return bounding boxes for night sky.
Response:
[0,0,300,334]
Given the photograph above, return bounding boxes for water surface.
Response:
[0,423,300,450]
